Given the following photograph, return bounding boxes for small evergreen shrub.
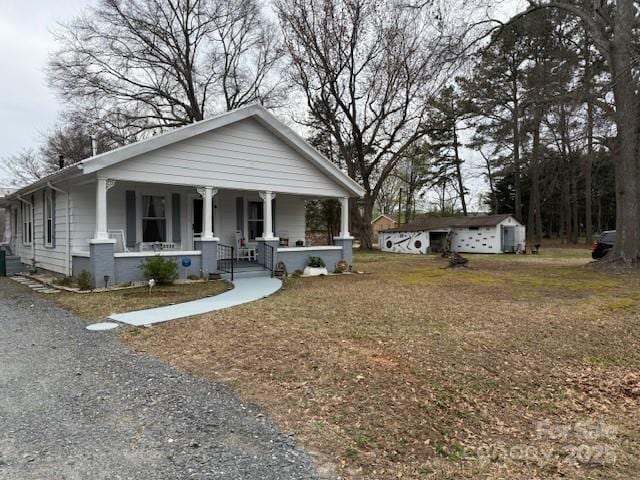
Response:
[139,256,178,285]
[77,270,92,291]
[307,256,326,268]
[53,275,74,287]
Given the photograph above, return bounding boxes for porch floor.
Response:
[108,277,282,326]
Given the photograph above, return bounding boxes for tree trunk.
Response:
[355,194,375,250]
[452,122,467,215]
[512,91,522,221]
[584,33,594,243]
[571,163,579,244]
[528,109,543,244]
[607,0,640,263]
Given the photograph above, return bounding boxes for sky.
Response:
[0,0,90,184]
[0,0,524,211]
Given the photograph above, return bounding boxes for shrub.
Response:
[53,275,74,287]
[76,270,92,291]
[139,255,178,285]
[308,256,326,268]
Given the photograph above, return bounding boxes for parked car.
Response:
[592,230,616,259]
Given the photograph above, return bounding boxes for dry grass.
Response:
[52,280,230,321]
[121,248,640,479]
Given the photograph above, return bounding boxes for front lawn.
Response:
[122,248,640,479]
[53,280,230,321]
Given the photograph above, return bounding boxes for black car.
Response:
[592,230,616,259]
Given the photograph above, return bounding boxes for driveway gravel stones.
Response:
[0,279,321,480]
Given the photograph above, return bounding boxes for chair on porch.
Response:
[108,229,129,253]
[234,231,256,262]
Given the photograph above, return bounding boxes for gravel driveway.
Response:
[0,279,320,480]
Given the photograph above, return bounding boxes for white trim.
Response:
[78,105,365,197]
[333,236,355,240]
[194,237,220,242]
[114,250,201,258]
[278,246,341,252]
[256,237,280,241]
[371,214,396,224]
[72,251,90,258]
[90,239,117,244]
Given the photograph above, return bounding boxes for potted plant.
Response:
[303,256,328,276]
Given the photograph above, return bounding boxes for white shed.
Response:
[379,214,526,254]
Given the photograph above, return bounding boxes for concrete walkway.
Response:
[109,277,282,326]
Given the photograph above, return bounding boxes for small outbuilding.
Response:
[379,214,526,254]
[371,214,396,243]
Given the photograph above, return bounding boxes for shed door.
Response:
[501,226,515,253]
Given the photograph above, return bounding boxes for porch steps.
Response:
[220,261,272,280]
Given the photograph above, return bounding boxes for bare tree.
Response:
[275,0,474,248]
[214,0,286,110]
[3,150,49,186]
[49,0,283,135]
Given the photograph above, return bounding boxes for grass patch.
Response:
[121,247,640,479]
[51,280,229,320]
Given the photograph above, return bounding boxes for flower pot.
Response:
[303,266,328,276]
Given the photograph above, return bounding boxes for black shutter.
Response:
[236,197,244,236]
[125,190,137,248]
[172,193,181,243]
[272,198,276,235]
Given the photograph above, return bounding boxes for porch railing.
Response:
[217,243,234,281]
[263,243,275,277]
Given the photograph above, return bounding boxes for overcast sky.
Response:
[0,0,90,183]
[0,0,523,210]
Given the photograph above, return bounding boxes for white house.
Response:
[0,105,364,286]
[379,214,526,254]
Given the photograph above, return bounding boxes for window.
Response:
[142,195,166,242]
[247,201,264,240]
[21,201,32,245]
[44,190,54,246]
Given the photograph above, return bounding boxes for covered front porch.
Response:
[74,178,353,286]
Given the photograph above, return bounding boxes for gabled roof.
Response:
[381,214,518,233]
[371,214,396,224]
[4,104,365,199]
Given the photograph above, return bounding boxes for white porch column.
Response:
[94,178,115,241]
[259,191,276,239]
[340,196,350,238]
[197,186,217,240]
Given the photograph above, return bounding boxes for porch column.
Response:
[339,196,350,238]
[198,186,217,240]
[90,177,116,288]
[334,196,354,267]
[196,186,219,279]
[94,177,115,241]
[259,191,276,239]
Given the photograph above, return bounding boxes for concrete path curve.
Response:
[109,277,282,326]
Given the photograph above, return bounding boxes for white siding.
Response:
[14,188,69,274]
[100,118,350,197]
[451,226,500,254]
[70,184,95,253]
[379,231,430,254]
[274,194,306,246]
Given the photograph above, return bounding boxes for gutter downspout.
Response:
[16,195,35,266]
[48,182,71,276]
